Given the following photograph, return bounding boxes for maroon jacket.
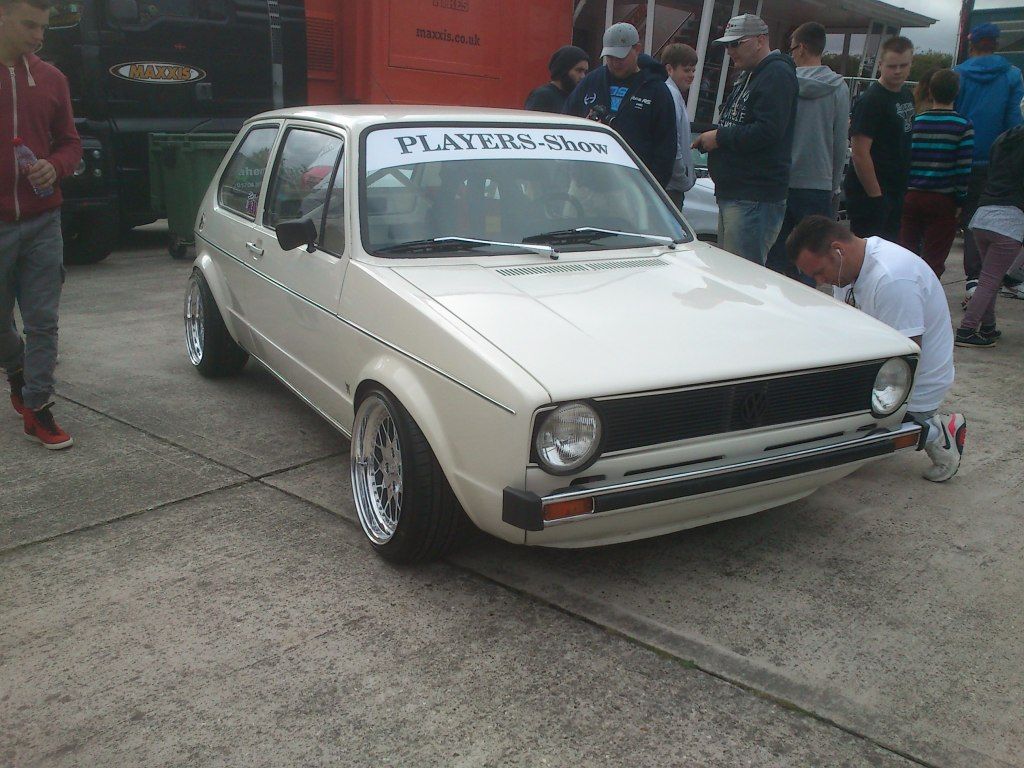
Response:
[0,53,82,222]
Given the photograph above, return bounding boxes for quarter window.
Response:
[218,126,278,219]
[264,128,344,232]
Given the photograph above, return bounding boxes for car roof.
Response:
[246,104,605,134]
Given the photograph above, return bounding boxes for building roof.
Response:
[767,0,936,32]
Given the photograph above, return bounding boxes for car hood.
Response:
[389,242,917,401]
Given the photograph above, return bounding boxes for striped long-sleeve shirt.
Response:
[907,109,974,203]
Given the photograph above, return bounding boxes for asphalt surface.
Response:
[1,227,1021,768]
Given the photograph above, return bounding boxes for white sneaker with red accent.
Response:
[923,413,965,482]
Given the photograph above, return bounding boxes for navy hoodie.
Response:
[709,51,798,202]
[564,55,677,186]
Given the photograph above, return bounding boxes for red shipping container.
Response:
[305,0,573,109]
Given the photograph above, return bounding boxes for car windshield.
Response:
[360,124,691,255]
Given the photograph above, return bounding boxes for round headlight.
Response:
[872,357,913,416]
[534,402,603,475]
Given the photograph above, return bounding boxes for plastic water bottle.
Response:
[13,137,54,198]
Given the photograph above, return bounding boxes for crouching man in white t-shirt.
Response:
[786,215,966,482]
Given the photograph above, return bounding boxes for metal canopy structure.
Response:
[572,0,936,123]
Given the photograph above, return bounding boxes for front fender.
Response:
[352,356,530,544]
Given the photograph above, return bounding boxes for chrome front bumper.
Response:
[502,423,922,531]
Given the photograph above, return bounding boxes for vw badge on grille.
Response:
[738,389,769,426]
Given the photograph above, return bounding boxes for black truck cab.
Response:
[41,0,305,262]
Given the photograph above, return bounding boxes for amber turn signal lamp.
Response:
[892,432,919,450]
[543,497,595,522]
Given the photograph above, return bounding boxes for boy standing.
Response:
[844,36,916,241]
[898,69,974,278]
[954,23,1024,301]
[956,123,1024,347]
[766,21,849,279]
[660,43,698,209]
[0,0,82,449]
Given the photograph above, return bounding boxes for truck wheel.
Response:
[184,270,249,377]
[63,213,119,265]
[169,237,191,260]
[351,388,470,563]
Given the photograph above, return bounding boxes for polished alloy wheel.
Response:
[184,278,205,366]
[352,395,404,544]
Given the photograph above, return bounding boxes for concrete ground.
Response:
[1,227,1021,768]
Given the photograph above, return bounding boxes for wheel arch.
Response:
[350,357,525,539]
[193,253,248,348]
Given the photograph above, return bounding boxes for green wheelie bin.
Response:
[149,133,236,259]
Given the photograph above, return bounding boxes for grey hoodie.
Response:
[791,65,850,193]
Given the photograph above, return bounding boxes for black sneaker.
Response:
[979,324,1002,341]
[955,328,996,348]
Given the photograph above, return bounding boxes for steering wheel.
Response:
[533,192,584,220]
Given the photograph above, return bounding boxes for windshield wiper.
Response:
[374,236,557,259]
[524,227,679,249]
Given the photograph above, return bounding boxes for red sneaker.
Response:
[8,369,25,415]
[23,403,74,450]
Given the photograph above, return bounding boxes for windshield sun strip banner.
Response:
[364,126,637,175]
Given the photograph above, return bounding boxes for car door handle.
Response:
[245,241,264,257]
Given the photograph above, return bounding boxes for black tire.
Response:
[62,212,119,265]
[350,388,470,563]
[184,269,249,378]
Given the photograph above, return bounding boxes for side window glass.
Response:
[218,126,278,219]
[321,152,346,255]
[264,128,343,230]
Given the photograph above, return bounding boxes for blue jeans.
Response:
[717,199,787,266]
[766,188,835,283]
[0,209,64,410]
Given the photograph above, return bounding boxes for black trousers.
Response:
[846,188,904,242]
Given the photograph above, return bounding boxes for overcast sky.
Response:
[896,0,959,52]
[888,0,1010,53]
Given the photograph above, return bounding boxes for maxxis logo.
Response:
[109,62,207,84]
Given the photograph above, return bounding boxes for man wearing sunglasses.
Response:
[692,14,797,266]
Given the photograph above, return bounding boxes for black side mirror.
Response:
[276,218,318,253]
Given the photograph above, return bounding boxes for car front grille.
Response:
[594,361,884,454]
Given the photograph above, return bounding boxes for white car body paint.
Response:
[191,105,921,551]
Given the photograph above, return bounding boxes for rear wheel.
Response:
[351,388,469,563]
[184,270,249,377]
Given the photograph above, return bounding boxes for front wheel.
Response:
[350,389,469,563]
[62,211,119,265]
[184,270,249,377]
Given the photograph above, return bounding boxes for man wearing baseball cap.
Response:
[954,22,1024,303]
[564,22,677,187]
[693,14,798,265]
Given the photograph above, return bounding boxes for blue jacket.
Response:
[564,55,677,186]
[954,55,1024,166]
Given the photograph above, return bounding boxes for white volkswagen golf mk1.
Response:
[185,106,922,563]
